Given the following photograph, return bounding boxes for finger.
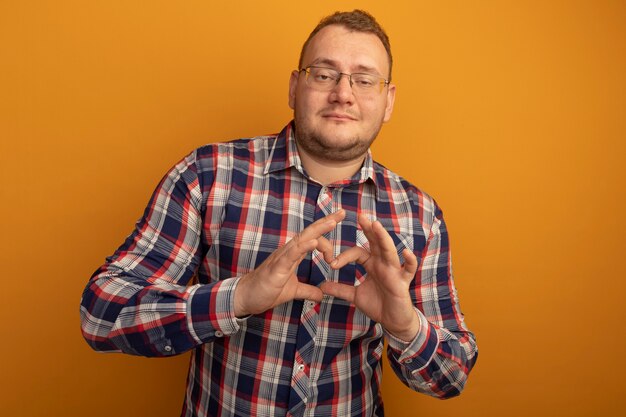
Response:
[401,248,419,279]
[371,220,402,266]
[294,283,324,303]
[316,236,336,264]
[278,210,344,271]
[300,210,346,241]
[275,238,318,273]
[320,281,357,304]
[330,246,371,269]
[357,214,382,257]
[358,214,398,264]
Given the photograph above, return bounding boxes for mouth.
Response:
[321,112,358,122]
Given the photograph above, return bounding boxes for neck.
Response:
[296,144,366,185]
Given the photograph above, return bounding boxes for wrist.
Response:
[387,311,421,343]
[233,275,251,317]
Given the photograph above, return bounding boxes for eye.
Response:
[316,74,332,81]
[353,75,377,88]
[310,68,337,83]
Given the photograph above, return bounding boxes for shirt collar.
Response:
[264,122,301,175]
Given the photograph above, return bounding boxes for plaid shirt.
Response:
[80,122,477,417]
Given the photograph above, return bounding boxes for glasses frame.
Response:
[299,65,390,94]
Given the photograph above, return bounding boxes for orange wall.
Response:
[1,1,625,416]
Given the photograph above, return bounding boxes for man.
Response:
[80,9,477,417]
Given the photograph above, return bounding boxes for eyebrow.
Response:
[308,58,381,75]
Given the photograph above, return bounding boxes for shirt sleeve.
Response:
[79,149,241,357]
[384,200,478,399]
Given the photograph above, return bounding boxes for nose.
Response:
[330,74,354,103]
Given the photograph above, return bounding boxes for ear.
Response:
[383,83,396,122]
[288,70,300,110]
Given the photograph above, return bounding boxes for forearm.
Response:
[382,196,478,397]
[385,308,478,398]
[78,149,237,356]
[80,271,242,356]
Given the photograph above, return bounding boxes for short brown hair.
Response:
[298,10,393,81]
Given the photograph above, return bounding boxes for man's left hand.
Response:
[320,214,420,342]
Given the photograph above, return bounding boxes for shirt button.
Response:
[215,331,224,337]
[297,363,305,372]
[164,345,172,352]
[405,358,413,364]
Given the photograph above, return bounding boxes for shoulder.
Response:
[193,134,278,168]
[372,160,439,217]
[181,134,279,184]
[165,134,278,194]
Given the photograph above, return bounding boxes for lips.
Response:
[321,112,358,121]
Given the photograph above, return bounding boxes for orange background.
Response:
[1,1,625,416]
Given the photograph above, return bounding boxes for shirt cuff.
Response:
[186,277,243,344]
[385,307,440,371]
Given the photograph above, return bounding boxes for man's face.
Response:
[289,25,396,163]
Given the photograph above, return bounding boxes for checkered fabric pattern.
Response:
[80,122,477,417]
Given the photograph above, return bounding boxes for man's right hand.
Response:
[233,210,345,317]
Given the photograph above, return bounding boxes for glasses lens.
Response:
[307,67,338,89]
[351,74,379,91]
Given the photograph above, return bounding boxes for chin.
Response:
[317,130,361,148]
[295,119,377,158]
[317,135,373,162]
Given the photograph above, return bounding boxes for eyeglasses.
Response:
[300,66,390,95]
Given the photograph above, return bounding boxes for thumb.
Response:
[319,281,357,304]
[295,283,324,303]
